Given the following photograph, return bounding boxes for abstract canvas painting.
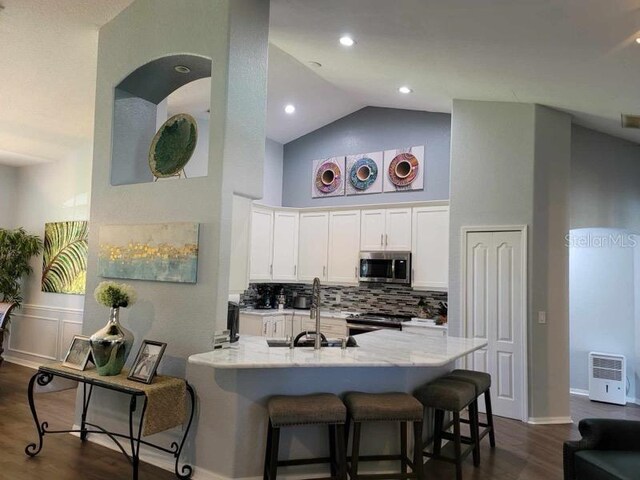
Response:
[383,145,425,192]
[346,151,383,196]
[42,221,89,294]
[311,157,345,198]
[98,223,199,283]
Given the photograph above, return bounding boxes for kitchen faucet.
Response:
[311,277,322,350]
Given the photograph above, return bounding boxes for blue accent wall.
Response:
[282,107,451,207]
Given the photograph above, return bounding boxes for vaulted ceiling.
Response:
[2,0,640,165]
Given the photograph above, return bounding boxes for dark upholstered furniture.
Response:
[265,393,347,480]
[564,419,640,480]
[415,378,479,480]
[344,392,424,480]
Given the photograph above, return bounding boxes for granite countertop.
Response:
[188,330,487,369]
[239,308,354,319]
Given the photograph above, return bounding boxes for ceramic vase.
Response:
[89,307,134,376]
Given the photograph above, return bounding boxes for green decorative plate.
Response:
[148,113,198,178]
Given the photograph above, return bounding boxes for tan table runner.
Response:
[41,363,187,436]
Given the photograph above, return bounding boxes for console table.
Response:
[25,363,195,480]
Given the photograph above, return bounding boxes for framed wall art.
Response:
[383,145,425,192]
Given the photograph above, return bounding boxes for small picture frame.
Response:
[127,340,167,384]
[62,335,92,371]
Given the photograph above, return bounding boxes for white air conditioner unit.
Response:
[588,352,626,406]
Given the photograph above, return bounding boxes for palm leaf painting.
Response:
[41,221,89,294]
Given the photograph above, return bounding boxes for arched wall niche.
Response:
[111,54,212,186]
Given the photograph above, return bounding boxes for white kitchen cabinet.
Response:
[272,211,299,281]
[239,313,265,336]
[302,316,348,338]
[249,207,273,281]
[298,212,329,282]
[229,195,252,293]
[328,210,361,285]
[385,208,412,250]
[360,208,411,251]
[360,209,386,251]
[412,206,449,290]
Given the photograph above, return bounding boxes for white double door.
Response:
[464,229,526,421]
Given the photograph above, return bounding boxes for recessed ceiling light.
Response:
[174,65,191,74]
[398,86,413,94]
[339,36,356,47]
[635,38,640,44]
[284,104,296,114]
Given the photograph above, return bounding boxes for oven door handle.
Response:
[347,323,383,332]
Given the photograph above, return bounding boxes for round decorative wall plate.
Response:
[315,161,342,193]
[388,152,419,186]
[149,113,198,178]
[349,157,378,190]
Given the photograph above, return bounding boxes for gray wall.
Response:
[571,125,640,231]
[282,107,450,207]
[81,0,269,473]
[449,100,571,421]
[0,164,17,228]
[569,126,640,401]
[262,138,283,206]
[570,228,637,399]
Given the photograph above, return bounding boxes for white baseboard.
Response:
[570,388,639,405]
[527,416,573,425]
[3,355,41,369]
[70,426,226,480]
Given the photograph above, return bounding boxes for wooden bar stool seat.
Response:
[265,393,347,480]
[344,392,424,480]
[414,378,479,480]
[444,370,496,449]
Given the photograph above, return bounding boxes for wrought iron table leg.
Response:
[80,383,94,441]
[171,383,196,479]
[25,372,53,456]
[129,395,148,480]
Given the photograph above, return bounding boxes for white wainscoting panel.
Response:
[4,304,84,367]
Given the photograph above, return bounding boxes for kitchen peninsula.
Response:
[187,330,486,478]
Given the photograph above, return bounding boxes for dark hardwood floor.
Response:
[1,361,639,479]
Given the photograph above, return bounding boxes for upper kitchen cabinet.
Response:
[272,211,299,281]
[298,212,329,281]
[328,210,361,285]
[249,207,273,281]
[412,206,449,291]
[360,208,412,251]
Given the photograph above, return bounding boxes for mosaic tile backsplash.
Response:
[240,283,447,318]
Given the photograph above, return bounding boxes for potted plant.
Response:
[0,228,43,308]
[0,228,42,366]
[89,281,137,376]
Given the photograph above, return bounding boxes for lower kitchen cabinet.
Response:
[239,314,288,338]
[302,316,348,338]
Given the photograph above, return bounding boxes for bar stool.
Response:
[444,370,496,449]
[344,392,424,480]
[414,378,479,480]
[264,393,347,480]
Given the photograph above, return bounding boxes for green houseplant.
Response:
[0,228,43,308]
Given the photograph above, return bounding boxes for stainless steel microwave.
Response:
[359,251,411,285]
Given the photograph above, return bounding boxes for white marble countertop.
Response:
[188,330,487,369]
[240,308,354,319]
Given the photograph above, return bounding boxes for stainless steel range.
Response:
[346,313,413,336]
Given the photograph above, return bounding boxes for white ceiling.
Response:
[2,0,640,165]
[269,0,640,144]
[0,0,131,166]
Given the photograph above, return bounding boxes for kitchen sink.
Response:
[266,338,358,348]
